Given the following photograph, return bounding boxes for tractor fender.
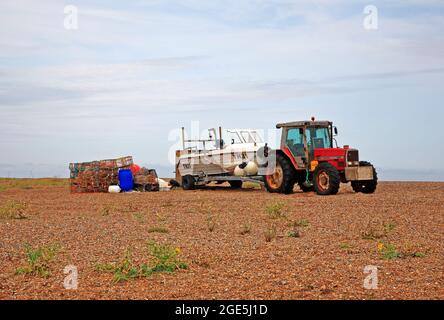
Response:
[280,148,300,170]
[259,148,299,176]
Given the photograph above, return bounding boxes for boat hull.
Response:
[176,143,265,179]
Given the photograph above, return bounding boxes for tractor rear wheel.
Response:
[229,180,243,189]
[351,161,378,194]
[313,163,340,195]
[182,175,195,190]
[264,154,296,194]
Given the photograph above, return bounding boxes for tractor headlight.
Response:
[346,150,359,166]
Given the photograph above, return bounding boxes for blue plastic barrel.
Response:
[118,169,134,192]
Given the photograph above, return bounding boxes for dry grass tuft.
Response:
[0,200,28,220]
[264,223,277,242]
[265,201,287,219]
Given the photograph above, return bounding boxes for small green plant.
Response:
[112,249,140,282]
[339,243,352,250]
[147,241,188,273]
[362,221,396,240]
[133,212,145,222]
[100,204,114,216]
[240,223,251,235]
[380,243,402,260]
[15,243,59,277]
[384,222,396,233]
[265,201,287,219]
[161,201,173,208]
[287,230,300,238]
[0,200,28,220]
[264,224,277,242]
[361,228,385,240]
[291,219,310,227]
[95,242,188,283]
[148,226,169,234]
[412,252,427,258]
[94,262,115,272]
[410,252,426,258]
[155,211,167,222]
[402,243,428,258]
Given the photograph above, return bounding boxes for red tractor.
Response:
[263,118,377,195]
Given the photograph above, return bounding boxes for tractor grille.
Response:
[347,150,359,164]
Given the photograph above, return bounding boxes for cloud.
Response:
[329,67,444,82]
[0,83,87,105]
[249,67,444,91]
[1,1,443,111]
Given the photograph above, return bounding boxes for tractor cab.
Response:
[277,120,336,169]
[263,118,378,196]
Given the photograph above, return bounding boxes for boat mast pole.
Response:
[218,126,223,149]
[181,127,185,150]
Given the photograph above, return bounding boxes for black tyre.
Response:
[264,153,296,194]
[313,162,340,195]
[351,161,378,194]
[229,180,243,189]
[182,175,195,190]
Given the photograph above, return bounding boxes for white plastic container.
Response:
[157,178,171,191]
[108,185,121,193]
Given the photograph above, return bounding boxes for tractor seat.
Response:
[289,143,305,157]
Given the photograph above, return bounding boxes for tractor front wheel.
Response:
[264,154,296,194]
[351,161,378,194]
[313,163,340,195]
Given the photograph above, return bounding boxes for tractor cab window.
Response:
[286,128,305,157]
[306,127,332,150]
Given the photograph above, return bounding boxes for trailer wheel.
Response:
[264,153,296,194]
[314,162,340,195]
[351,161,378,194]
[229,180,243,189]
[182,175,195,190]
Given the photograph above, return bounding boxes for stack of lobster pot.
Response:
[133,167,159,192]
[69,156,133,193]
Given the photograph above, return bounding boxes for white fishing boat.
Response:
[175,127,267,189]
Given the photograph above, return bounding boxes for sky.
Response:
[0,0,443,180]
